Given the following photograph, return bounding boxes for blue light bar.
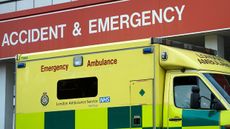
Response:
[143,47,153,54]
[17,62,26,68]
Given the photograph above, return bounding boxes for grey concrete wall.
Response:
[0,64,6,129]
[5,63,15,129]
[0,62,15,129]
[205,35,225,58]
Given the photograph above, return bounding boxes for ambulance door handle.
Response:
[169,117,182,121]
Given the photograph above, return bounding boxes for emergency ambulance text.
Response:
[87,58,118,67]
[41,64,69,72]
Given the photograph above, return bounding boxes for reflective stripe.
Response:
[16,112,44,129]
[76,108,107,129]
[220,110,230,126]
[182,126,219,129]
[131,105,142,127]
[108,106,130,129]
[182,110,220,127]
[45,110,75,129]
[142,105,153,127]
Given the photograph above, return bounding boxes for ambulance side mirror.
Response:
[211,97,226,110]
[190,86,201,109]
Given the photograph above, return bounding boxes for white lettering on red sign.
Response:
[1,24,66,47]
[0,5,185,48]
[89,5,185,34]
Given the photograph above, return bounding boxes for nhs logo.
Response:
[99,96,110,103]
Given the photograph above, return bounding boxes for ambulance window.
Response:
[173,76,212,109]
[57,77,98,99]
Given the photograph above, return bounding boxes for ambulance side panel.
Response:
[16,46,157,129]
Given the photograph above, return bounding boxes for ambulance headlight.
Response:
[73,55,83,67]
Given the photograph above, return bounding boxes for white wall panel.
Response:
[16,0,33,11]
[0,0,74,14]
[53,0,71,4]
[34,0,52,8]
[0,2,16,14]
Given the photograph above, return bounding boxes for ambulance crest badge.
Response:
[41,92,49,106]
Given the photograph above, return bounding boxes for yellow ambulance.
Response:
[16,38,230,129]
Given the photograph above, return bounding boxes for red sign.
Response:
[0,0,230,59]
